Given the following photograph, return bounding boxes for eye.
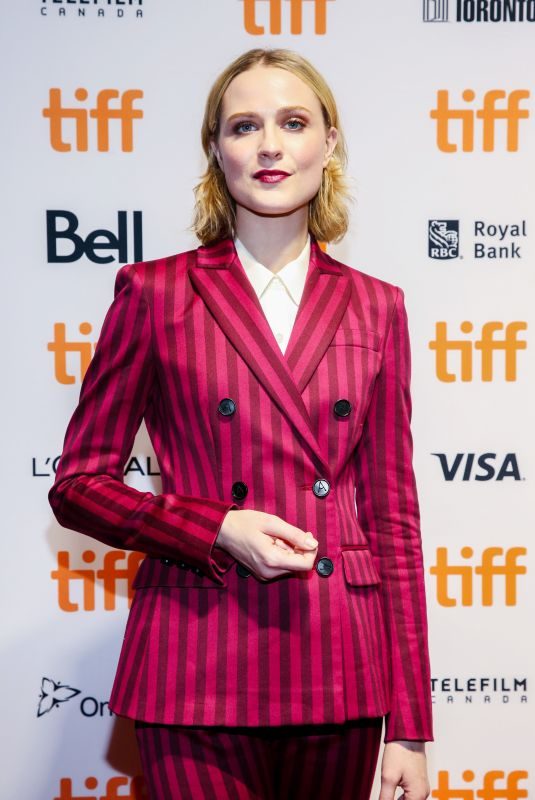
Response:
[285,118,306,130]
[233,121,256,134]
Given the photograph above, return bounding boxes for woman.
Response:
[49,48,433,799]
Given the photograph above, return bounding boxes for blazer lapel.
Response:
[189,238,350,475]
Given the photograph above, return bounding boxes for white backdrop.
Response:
[1,1,532,797]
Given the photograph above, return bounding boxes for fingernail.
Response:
[305,534,318,547]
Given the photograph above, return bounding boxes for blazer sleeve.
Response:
[48,263,237,586]
[353,286,433,742]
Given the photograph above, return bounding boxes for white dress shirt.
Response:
[234,235,311,354]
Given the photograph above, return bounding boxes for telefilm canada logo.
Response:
[431,676,528,704]
[423,0,535,21]
[40,0,144,19]
[37,677,114,718]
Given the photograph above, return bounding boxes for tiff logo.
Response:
[430,89,530,152]
[42,88,143,152]
[423,0,449,21]
[432,770,528,800]
[48,322,97,384]
[430,546,527,606]
[428,321,527,382]
[51,549,145,612]
[242,0,333,35]
[55,775,147,800]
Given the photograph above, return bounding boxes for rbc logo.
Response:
[429,220,460,259]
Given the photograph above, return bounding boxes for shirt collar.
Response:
[234,235,311,305]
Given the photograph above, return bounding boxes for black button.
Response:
[312,479,330,498]
[334,399,352,417]
[191,566,203,576]
[231,481,248,501]
[218,398,236,417]
[236,563,251,578]
[316,557,334,577]
[160,558,173,566]
[177,561,190,571]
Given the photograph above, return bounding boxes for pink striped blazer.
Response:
[49,237,433,742]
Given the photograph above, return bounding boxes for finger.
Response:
[379,775,398,800]
[262,515,318,550]
[272,537,293,551]
[265,547,317,573]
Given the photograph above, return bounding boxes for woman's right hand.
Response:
[215,510,319,581]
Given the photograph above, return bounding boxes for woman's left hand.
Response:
[379,740,430,800]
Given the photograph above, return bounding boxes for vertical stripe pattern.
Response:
[48,237,433,742]
[135,717,383,800]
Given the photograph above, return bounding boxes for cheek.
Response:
[294,139,327,173]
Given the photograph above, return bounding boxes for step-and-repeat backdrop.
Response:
[2,1,533,797]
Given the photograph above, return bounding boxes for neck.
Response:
[235,206,309,273]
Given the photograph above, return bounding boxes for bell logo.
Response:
[428,321,527,382]
[47,210,143,265]
[242,0,333,35]
[430,89,530,152]
[430,546,527,606]
[432,770,528,800]
[51,549,145,612]
[42,88,143,152]
[55,775,147,800]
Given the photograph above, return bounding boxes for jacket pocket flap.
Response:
[330,328,381,351]
[341,548,381,586]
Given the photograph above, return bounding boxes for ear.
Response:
[210,139,223,169]
[323,126,338,168]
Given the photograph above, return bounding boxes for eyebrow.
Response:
[225,106,312,123]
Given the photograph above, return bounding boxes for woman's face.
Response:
[211,65,338,222]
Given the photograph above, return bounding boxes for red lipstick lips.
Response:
[253,170,291,184]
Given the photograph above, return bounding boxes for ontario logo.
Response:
[37,678,80,717]
[37,678,115,718]
[429,220,460,259]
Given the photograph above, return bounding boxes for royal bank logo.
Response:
[423,0,449,21]
[424,0,535,21]
[429,218,527,259]
[429,220,460,259]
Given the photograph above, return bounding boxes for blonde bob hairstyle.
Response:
[191,48,350,245]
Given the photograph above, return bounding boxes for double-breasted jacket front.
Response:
[49,236,434,743]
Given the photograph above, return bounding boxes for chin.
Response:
[237,195,311,219]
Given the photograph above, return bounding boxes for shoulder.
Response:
[320,248,404,312]
[113,247,199,295]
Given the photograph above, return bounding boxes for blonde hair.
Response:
[192,48,350,245]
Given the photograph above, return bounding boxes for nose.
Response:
[258,122,282,161]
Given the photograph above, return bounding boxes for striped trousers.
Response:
[135,717,383,799]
